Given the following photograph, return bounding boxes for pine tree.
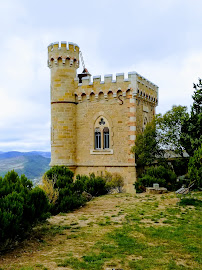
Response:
[131,119,163,167]
[181,79,202,156]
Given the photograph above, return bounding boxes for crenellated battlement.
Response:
[47,41,80,68]
[76,72,157,88]
[48,40,159,192]
[74,71,158,104]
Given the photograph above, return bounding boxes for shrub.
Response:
[171,157,189,176]
[104,172,124,193]
[75,172,124,195]
[39,174,59,204]
[179,198,202,207]
[24,187,50,224]
[0,171,49,247]
[75,173,107,196]
[44,166,86,214]
[45,166,74,188]
[134,166,177,193]
[43,167,124,214]
[85,173,107,196]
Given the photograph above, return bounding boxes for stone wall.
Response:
[48,41,158,193]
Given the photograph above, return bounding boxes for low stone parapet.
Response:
[146,187,168,194]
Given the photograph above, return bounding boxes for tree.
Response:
[188,145,202,188]
[132,106,189,167]
[131,119,163,167]
[156,105,189,157]
[0,171,49,247]
[181,79,202,156]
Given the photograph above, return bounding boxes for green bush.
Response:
[43,167,124,213]
[44,166,86,214]
[134,166,177,193]
[0,171,49,247]
[179,198,202,207]
[171,157,189,176]
[104,172,124,193]
[75,172,124,195]
[75,173,107,197]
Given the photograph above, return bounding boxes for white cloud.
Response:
[0,0,27,28]
[0,33,50,151]
[126,50,202,114]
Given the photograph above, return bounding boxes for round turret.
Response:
[48,41,80,169]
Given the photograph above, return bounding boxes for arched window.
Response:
[94,117,110,150]
[103,127,109,149]
[144,117,148,126]
[142,116,148,131]
[95,128,101,149]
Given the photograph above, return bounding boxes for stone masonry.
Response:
[47,41,158,192]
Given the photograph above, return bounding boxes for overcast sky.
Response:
[0,0,201,152]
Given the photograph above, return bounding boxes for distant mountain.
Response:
[29,151,51,158]
[0,151,51,159]
[0,151,51,186]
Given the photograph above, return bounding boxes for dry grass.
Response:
[0,192,201,270]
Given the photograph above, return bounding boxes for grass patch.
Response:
[20,266,34,270]
[179,198,202,207]
[38,224,70,236]
[67,234,79,239]
[1,192,201,270]
[79,215,88,220]
[57,252,110,269]
[70,221,79,226]
[35,266,48,270]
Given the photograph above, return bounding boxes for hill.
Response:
[0,151,51,159]
[0,151,51,185]
[0,192,201,269]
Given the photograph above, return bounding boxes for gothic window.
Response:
[142,116,148,131]
[95,128,101,149]
[103,127,109,149]
[94,116,110,150]
[144,117,148,126]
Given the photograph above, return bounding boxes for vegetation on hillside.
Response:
[134,165,178,193]
[0,152,50,185]
[0,171,49,249]
[40,166,124,214]
[0,166,124,250]
[0,192,201,269]
[133,82,202,191]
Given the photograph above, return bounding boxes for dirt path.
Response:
[0,193,183,270]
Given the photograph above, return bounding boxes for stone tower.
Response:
[47,42,80,172]
[47,41,158,192]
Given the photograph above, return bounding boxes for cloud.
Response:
[0,0,27,28]
[0,33,50,151]
[1,0,202,151]
[131,50,202,114]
